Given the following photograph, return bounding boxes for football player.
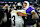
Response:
[36,5,40,27]
[17,1,39,27]
[11,2,26,27]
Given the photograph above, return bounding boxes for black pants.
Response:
[7,13,11,27]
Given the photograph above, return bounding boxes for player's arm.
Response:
[31,10,39,19]
[22,13,27,17]
[17,12,27,17]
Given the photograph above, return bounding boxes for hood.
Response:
[23,1,29,10]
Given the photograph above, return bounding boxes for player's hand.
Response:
[17,12,23,16]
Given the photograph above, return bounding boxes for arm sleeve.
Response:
[31,10,35,13]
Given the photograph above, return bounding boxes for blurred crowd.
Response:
[0,1,40,27]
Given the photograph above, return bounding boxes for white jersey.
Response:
[11,10,26,26]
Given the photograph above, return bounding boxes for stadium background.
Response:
[0,0,40,27]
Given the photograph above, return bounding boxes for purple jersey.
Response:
[25,7,36,25]
[26,7,34,15]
